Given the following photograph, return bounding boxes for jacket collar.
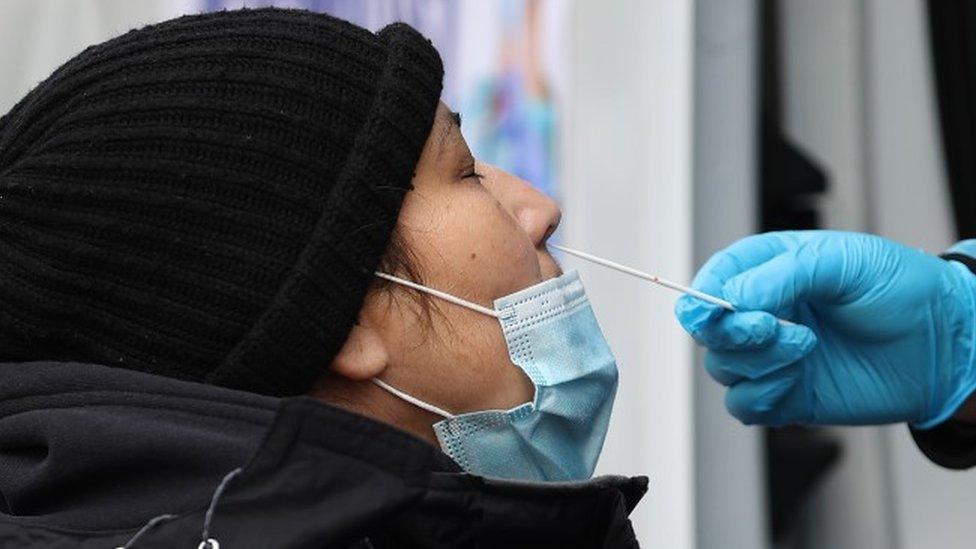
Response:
[0,362,647,547]
[212,397,648,548]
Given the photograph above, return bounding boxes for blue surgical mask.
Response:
[371,269,618,482]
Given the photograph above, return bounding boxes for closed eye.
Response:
[459,157,484,183]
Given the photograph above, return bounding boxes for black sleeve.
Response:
[909,252,976,469]
[911,421,976,469]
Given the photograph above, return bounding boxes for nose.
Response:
[480,162,561,247]
[521,194,561,248]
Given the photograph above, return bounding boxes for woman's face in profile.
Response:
[317,102,564,444]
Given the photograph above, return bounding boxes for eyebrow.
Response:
[437,111,463,158]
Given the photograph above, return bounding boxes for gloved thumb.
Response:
[722,246,837,318]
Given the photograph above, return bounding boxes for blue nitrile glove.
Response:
[675,230,976,429]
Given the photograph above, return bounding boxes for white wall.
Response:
[780,1,972,548]
[692,1,769,548]
[566,1,695,547]
[0,0,179,115]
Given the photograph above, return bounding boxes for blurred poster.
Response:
[190,0,569,199]
[454,0,567,199]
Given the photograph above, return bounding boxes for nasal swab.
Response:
[550,244,734,310]
[550,243,795,326]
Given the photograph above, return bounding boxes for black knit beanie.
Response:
[0,8,443,395]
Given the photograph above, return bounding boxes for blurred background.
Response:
[0,0,973,547]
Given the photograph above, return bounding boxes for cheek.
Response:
[404,186,542,299]
[464,211,541,299]
[388,183,540,411]
[434,309,535,410]
[382,296,532,412]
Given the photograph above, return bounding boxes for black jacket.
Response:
[0,361,647,548]
[912,420,976,469]
[910,252,976,470]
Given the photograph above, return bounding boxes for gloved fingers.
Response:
[674,294,726,340]
[678,232,807,335]
[675,308,779,351]
[703,351,744,386]
[724,364,805,426]
[703,323,817,386]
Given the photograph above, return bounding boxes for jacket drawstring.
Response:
[115,513,178,549]
[198,467,242,548]
[115,467,243,549]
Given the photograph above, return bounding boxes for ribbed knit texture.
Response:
[0,8,443,395]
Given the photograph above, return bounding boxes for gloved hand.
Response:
[675,230,976,428]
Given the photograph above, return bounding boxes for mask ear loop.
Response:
[371,378,455,419]
[371,271,503,420]
[374,272,500,318]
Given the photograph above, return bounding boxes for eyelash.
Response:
[464,170,485,183]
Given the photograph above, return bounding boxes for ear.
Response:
[330,321,389,381]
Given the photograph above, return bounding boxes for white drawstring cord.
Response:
[114,467,242,549]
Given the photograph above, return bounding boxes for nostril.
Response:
[540,222,557,245]
[535,210,559,246]
[545,206,562,242]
